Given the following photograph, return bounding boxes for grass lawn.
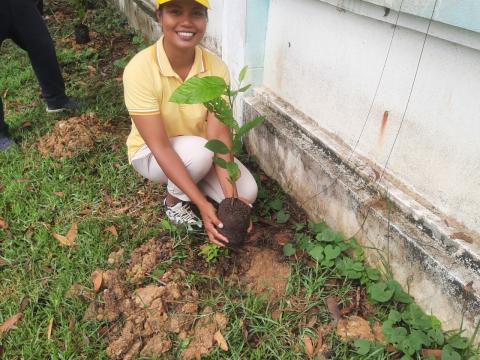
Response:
[0,1,478,359]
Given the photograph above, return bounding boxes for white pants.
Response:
[131,136,258,204]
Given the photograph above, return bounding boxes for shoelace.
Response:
[175,203,199,224]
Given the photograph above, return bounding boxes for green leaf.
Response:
[237,84,251,93]
[295,233,313,251]
[336,257,364,279]
[402,304,433,330]
[308,245,324,262]
[316,228,335,243]
[441,345,462,360]
[113,58,129,69]
[447,335,468,350]
[387,280,413,304]
[232,136,243,155]
[368,282,394,303]
[226,162,240,183]
[204,97,239,130]
[170,76,227,104]
[366,267,381,281]
[205,139,230,154]
[283,243,296,257]
[354,339,371,355]
[238,65,248,82]
[294,223,305,231]
[276,210,290,224]
[382,324,407,346]
[212,157,227,169]
[308,221,327,234]
[387,310,402,324]
[269,198,283,211]
[410,329,431,347]
[427,327,444,346]
[237,116,265,138]
[324,245,341,260]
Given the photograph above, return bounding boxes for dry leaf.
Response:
[314,327,324,354]
[421,349,442,359]
[306,316,317,328]
[0,218,8,230]
[247,228,264,243]
[19,296,29,312]
[303,334,314,356]
[53,192,64,197]
[114,206,130,214]
[104,226,118,237]
[274,232,291,246]
[214,330,228,351]
[22,121,32,128]
[92,270,103,292]
[87,65,97,75]
[68,316,75,332]
[53,222,78,247]
[0,259,8,267]
[0,313,22,335]
[325,296,340,324]
[47,318,54,340]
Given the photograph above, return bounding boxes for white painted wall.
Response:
[262,0,480,233]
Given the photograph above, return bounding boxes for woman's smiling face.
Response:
[157,0,207,51]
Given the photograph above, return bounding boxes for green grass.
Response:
[1,1,479,360]
[0,1,154,358]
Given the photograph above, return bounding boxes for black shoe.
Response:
[0,132,15,151]
[46,98,82,113]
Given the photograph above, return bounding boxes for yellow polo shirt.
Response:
[123,37,230,162]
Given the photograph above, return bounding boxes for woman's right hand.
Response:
[199,201,229,247]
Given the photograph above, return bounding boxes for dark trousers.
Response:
[0,0,67,135]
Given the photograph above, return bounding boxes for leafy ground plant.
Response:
[170,68,264,246]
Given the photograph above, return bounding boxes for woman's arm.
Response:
[132,114,228,246]
[206,112,237,199]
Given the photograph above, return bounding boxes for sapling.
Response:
[170,66,264,246]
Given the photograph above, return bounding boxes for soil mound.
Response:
[82,237,230,360]
[37,113,110,158]
[240,247,290,299]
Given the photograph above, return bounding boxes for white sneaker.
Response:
[164,199,203,228]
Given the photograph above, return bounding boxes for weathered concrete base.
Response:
[245,87,480,338]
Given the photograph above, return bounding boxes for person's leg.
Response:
[0,1,11,138]
[198,158,258,205]
[131,136,214,201]
[9,0,69,108]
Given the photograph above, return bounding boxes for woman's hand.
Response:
[199,201,229,247]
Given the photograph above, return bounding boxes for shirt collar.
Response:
[156,36,206,80]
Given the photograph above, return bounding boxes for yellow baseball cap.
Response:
[157,0,210,8]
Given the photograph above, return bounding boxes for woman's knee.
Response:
[238,173,258,204]
[188,136,213,166]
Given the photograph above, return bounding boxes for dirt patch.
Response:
[79,237,231,359]
[37,113,111,158]
[240,247,290,299]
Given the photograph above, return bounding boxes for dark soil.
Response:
[217,197,251,246]
[74,24,90,44]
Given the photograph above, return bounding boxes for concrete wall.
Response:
[262,0,480,235]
